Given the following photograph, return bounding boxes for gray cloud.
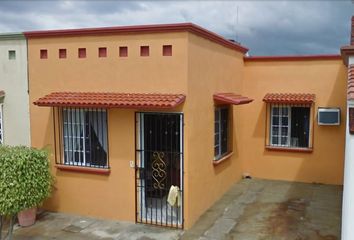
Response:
[0,0,352,55]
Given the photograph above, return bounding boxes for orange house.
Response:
[24,23,347,229]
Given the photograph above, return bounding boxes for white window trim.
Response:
[214,106,229,160]
[62,108,108,168]
[270,105,291,147]
[269,104,311,149]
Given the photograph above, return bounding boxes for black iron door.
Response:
[135,112,183,228]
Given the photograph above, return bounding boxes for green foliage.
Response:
[0,146,53,215]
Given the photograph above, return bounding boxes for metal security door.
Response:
[135,112,183,228]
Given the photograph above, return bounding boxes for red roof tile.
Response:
[351,16,354,45]
[263,93,315,104]
[348,65,354,101]
[34,92,186,109]
[213,93,253,105]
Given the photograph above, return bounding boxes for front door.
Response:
[135,112,183,228]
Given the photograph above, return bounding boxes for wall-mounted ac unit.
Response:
[318,108,340,125]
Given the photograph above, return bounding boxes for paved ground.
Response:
[182,179,342,240]
[4,179,342,240]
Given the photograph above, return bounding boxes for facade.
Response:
[0,33,31,146]
[339,16,354,240]
[22,21,350,231]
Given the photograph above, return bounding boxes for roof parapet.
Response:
[23,23,248,54]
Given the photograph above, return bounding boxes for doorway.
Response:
[135,112,184,228]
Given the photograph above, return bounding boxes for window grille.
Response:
[60,108,108,168]
[214,106,229,159]
[270,104,310,148]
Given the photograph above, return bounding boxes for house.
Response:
[339,16,354,240]
[0,33,31,146]
[22,20,349,231]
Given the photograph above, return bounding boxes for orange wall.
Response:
[184,33,246,228]
[28,32,188,222]
[27,29,347,229]
[242,59,347,185]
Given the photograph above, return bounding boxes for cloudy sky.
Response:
[0,0,353,55]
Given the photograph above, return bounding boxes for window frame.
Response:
[8,50,16,60]
[266,103,314,152]
[214,105,232,161]
[61,107,109,169]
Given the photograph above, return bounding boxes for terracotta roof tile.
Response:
[263,93,315,104]
[213,93,253,105]
[34,92,186,109]
[348,65,354,101]
[351,16,354,45]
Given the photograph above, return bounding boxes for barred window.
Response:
[270,105,310,148]
[214,106,230,160]
[62,108,108,168]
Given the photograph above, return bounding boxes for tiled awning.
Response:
[213,93,253,105]
[348,65,354,101]
[34,92,186,109]
[263,93,315,104]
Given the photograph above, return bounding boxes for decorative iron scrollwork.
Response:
[152,151,167,190]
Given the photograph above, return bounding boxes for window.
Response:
[214,106,230,160]
[8,50,16,60]
[59,49,67,59]
[98,47,107,58]
[119,46,128,57]
[163,45,172,56]
[62,108,108,168]
[270,105,311,148]
[40,49,48,59]
[140,46,149,56]
[78,48,86,58]
[0,104,3,144]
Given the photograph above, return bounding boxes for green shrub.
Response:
[0,146,53,216]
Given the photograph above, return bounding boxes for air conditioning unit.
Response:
[318,108,340,125]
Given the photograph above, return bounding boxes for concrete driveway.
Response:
[9,179,342,240]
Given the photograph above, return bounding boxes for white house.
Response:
[0,33,30,146]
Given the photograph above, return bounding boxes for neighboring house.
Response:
[0,33,31,146]
[339,16,354,240]
[22,20,348,230]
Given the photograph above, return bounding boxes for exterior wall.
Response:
[184,33,245,228]
[342,57,354,240]
[242,59,346,185]
[342,99,354,240]
[27,32,188,222]
[0,35,31,146]
[26,25,348,229]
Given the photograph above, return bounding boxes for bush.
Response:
[0,146,53,216]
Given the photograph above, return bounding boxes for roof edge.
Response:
[0,32,25,40]
[341,45,354,66]
[23,23,248,54]
[244,54,341,62]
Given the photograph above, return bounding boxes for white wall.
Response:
[0,35,30,146]
[342,57,354,240]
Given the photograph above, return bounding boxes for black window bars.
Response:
[52,107,109,168]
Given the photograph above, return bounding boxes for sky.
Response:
[0,0,353,55]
